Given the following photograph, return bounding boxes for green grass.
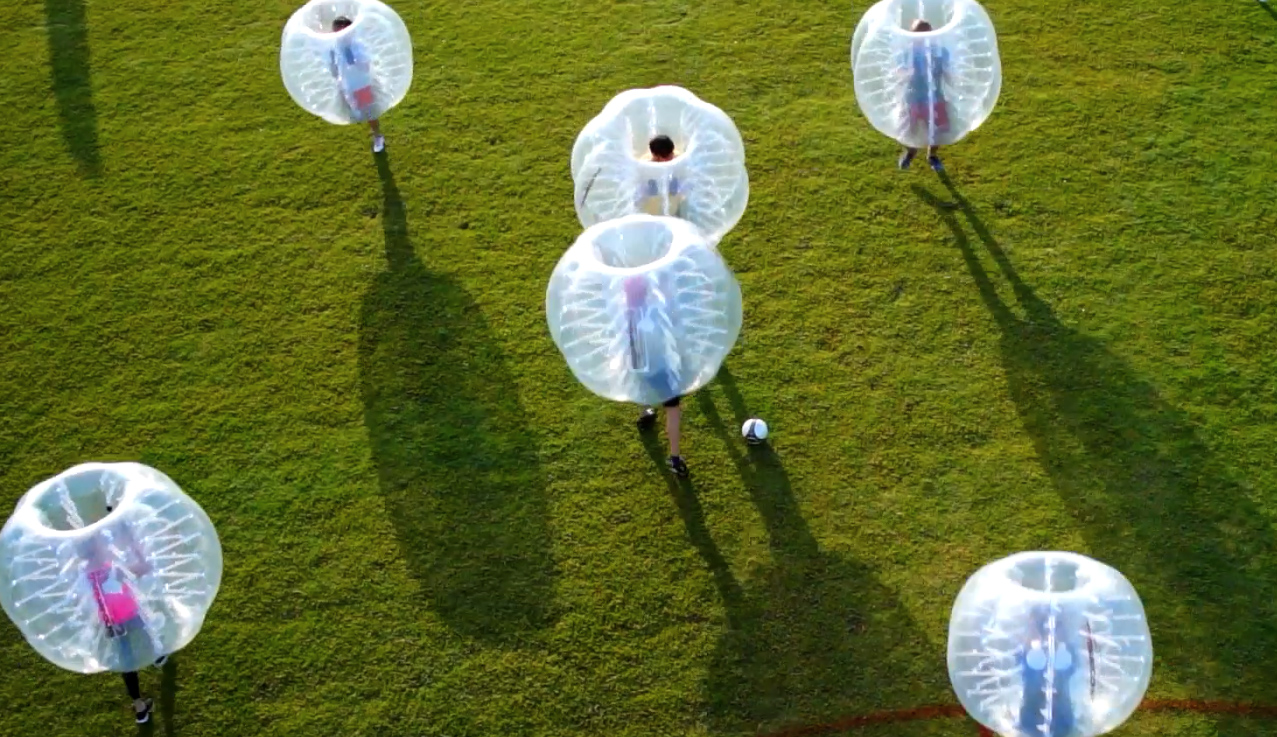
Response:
[3,0,1276,735]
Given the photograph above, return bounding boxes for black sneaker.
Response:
[154,655,168,667]
[899,150,916,170]
[135,698,154,724]
[637,408,658,430]
[667,455,689,477]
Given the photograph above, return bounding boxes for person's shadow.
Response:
[45,0,99,175]
[358,155,557,642]
[915,175,1277,706]
[158,656,178,736]
[639,369,947,735]
[1258,0,1277,23]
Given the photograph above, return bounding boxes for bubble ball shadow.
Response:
[914,176,1277,702]
[45,0,100,175]
[159,656,178,736]
[645,372,945,735]
[359,154,556,641]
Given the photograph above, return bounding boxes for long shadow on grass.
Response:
[1258,0,1277,23]
[915,176,1277,703]
[45,0,100,175]
[359,154,556,642]
[159,656,178,736]
[667,369,946,735]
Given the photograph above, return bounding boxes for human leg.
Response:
[927,101,949,171]
[666,404,682,457]
[122,672,152,723]
[928,145,943,172]
[663,396,688,477]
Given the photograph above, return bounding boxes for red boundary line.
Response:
[758,700,1277,737]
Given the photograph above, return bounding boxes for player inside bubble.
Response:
[896,19,952,171]
[327,16,384,152]
[81,515,169,723]
[638,135,687,219]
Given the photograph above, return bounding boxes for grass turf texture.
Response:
[2,0,1276,734]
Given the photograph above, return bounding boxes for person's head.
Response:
[331,16,353,32]
[648,135,676,162]
[910,19,932,32]
[78,531,112,564]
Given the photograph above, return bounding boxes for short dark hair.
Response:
[649,135,675,159]
[332,16,353,31]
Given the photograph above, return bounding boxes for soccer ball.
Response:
[742,418,768,444]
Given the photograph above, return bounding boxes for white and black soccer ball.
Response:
[742,418,769,445]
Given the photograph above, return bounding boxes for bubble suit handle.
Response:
[0,463,223,674]
[546,215,742,405]
[947,551,1153,737]
[280,0,414,125]
[571,86,749,245]
[851,0,1000,148]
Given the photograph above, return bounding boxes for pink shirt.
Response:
[87,563,139,626]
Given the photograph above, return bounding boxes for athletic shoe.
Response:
[898,150,915,170]
[637,408,657,430]
[135,698,154,724]
[373,135,386,153]
[668,455,689,477]
[154,655,168,667]
[929,155,944,172]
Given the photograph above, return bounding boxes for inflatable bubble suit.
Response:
[280,0,413,125]
[546,214,742,405]
[851,0,1001,149]
[571,86,749,245]
[948,552,1153,737]
[0,463,222,674]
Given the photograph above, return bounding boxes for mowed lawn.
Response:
[2,0,1276,735]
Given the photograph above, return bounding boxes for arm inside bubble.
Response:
[328,48,340,79]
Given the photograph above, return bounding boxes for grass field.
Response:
[3,0,1277,735]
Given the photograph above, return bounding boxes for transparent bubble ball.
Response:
[0,463,223,674]
[280,0,413,125]
[546,214,742,405]
[948,551,1153,737]
[851,0,1001,149]
[571,86,749,245]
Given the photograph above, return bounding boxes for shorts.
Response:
[351,86,375,109]
[908,100,949,131]
[346,85,375,121]
[643,369,682,407]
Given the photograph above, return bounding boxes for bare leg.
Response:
[666,405,682,457]
[369,119,381,137]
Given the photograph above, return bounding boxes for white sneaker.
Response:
[372,135,386,153]
[134,698,153,724]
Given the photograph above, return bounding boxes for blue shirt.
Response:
[329,39,373,92]
[898,43,950,104]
